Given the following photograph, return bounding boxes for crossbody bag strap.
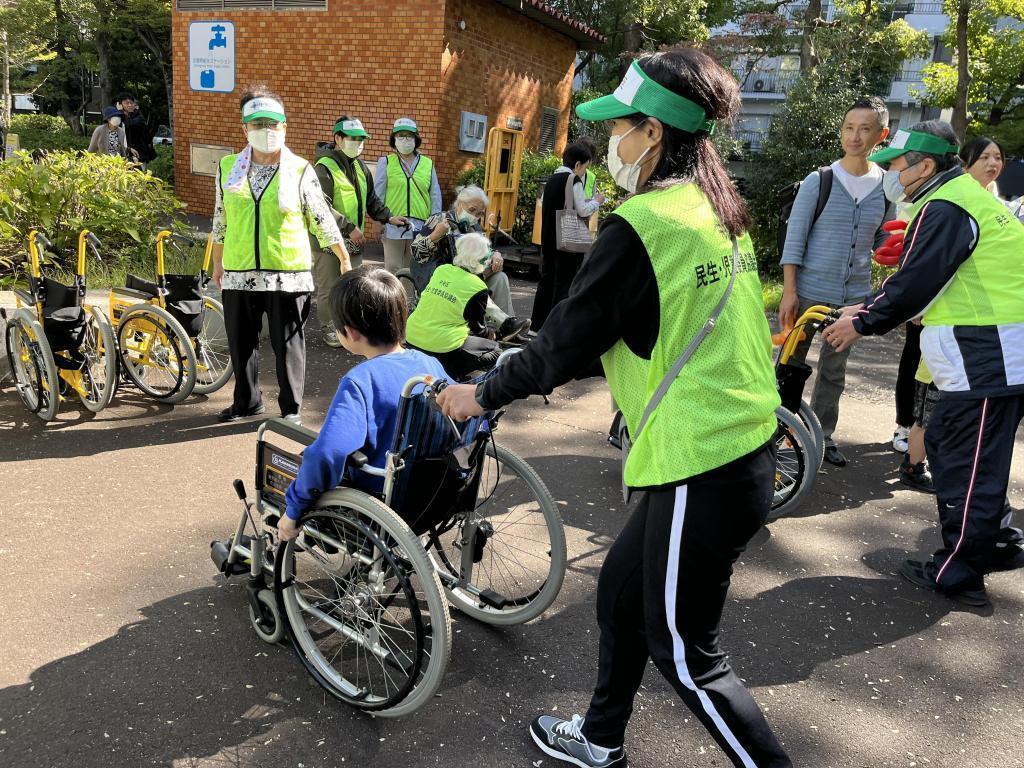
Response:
[633,235,740,441]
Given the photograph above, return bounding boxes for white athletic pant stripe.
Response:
[665,486,760,768]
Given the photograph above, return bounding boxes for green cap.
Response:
[576,60,716,135]
[392,117,418,134]
[869,128,960,164]
[334,118,369,138]
[242,96,286,124]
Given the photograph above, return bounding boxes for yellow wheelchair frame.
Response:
[107,230,201,404]
[3,229,118,421]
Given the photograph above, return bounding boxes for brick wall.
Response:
[437,0,576,197]
[172,0,445,218]
[171,0,577,218]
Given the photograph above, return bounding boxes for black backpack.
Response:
[776,166,833,259]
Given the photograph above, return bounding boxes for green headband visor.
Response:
[869,129,959,163]
[333,119,369,138]
[575,60,716,135]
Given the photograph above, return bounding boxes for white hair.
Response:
[452,232,491,275]
[454,185,489,208]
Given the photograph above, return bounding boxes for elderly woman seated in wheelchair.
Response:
[211,267,565,717]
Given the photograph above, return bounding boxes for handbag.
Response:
[618,236,741,503]
[555,172,594,254]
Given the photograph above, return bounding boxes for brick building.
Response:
[171,0,603,216]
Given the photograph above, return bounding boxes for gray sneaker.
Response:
[530,714,625,767]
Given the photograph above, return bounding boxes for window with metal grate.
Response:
[176,0,326,10]
[538,107,559,155]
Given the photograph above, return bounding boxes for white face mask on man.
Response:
[607,120,652,194]
[340,138,364,158]
[395,137,417,155]
[248,127,286,154]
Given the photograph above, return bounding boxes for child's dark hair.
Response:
[562,142,593,168]
[329,266,408,346]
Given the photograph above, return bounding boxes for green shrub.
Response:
[9,114,90,152]
[456,149,625,244]
[148,144,174,184]
[0,151,186,283]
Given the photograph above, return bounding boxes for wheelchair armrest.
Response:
[349,450,369,469]
[258,417,318,446]
[13,289,34,306]
[112,287,157,301]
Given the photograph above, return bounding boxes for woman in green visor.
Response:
[437,48,790,768]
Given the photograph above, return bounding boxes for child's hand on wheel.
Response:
[278,515,301,541]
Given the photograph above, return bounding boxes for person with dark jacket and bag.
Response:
[438,49,791,768]
[531,142,605,330]
[312,116,408,347]
[116,93,156,166]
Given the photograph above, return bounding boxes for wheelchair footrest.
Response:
[478,588,508,610]
[210,537,252,577]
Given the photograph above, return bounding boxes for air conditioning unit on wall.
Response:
[754,79,766,92]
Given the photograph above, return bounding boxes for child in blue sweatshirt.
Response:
[280,266,448,540]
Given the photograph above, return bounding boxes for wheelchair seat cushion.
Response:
[164,273,205,337]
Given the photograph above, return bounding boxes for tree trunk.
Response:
[951,0,971,142]
[95,29,113,109]
[54,0,80,133]
[135,26,173,131]
[1,28,10,132]
[800,0,822,71]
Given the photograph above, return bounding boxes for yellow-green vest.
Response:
[316,156,367,230]
[220,153,313,271]
[602,184,780,488]
[584,170,596,199]
[406,264,486,353]
[385,153,433,221]
[905,172,1024,327]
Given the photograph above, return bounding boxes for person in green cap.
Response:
[375,117,443,273]
[824,120,1024,608]
[312,116,408,347]
[211,85,348,424]
[436,48,791,768]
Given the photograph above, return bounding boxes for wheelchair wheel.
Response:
[116,304,198,404]
[797,399,825,471]
[275,489,451,717]
[192,297,232,396]
[77,306,118,413]
[428,443,566,626]
[5,309,59,422]
[768,406,816,521]
[395,269,419,313]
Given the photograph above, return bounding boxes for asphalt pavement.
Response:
[1,259,1022,768]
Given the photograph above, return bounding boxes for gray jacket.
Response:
[780,168,895,305]
[87,124,128,156]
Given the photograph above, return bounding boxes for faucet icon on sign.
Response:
[209,25,227,51]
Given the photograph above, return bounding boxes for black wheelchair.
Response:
[211,357,566,717]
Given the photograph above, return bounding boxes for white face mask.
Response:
[457,209,478,227]
[607,121,651,193]
[248,127,285,154]
[882,160,923,203]
[109,116,122,128]
[395,137,417,155]
[340,138,364,158]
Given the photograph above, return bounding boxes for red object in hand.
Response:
[874,219,908,266]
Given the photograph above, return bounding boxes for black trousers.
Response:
[222,289,311,417]
[895,322,922,428]
[582,441,791,768]
[925,392,1024,592]
[531,249,583,331]
[414,335,501,381]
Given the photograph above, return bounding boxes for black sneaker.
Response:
[530,714,625,768]
[823,442,847,467]
[899,457,935,494]
[498,316,531,342]
[217,403,267,423]
[986,544,1024,573]
[899,559,990,607]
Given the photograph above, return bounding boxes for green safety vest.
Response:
[905,172,1024,328]
[405,264,486,353]
[385,153,434,221]
[602,184,780,488]
[220,153,313,271]
[316,155,367,230]
[584,170,596,200]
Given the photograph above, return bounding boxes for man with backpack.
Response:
[778,96,896,466]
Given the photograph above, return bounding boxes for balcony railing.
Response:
[892,69,926,83]
[734,69,801,95]
[734,129,768,153]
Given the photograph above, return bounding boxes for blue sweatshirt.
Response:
[284,349,449,520]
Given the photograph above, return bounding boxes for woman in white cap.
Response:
[312,115,408,347]
[210,85,348,424]
[374,117,443,273]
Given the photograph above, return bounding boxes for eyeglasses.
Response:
[249,120,283,130]
[465,207,486,218]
